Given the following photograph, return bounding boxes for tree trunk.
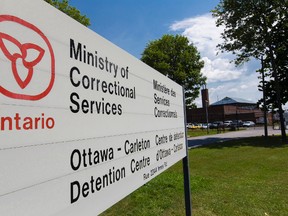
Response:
[261,57,268,138]
[268,48,287,143]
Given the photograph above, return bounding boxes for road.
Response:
[187,126,284,148]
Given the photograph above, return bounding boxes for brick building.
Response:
[186,89,268,124]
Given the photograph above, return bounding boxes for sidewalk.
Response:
[187,126,284,148]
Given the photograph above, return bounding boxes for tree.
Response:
[141,34,206,107]
[44,0,90,27]
[212,0,287,142]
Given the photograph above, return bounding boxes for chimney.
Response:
[201,88,209,109]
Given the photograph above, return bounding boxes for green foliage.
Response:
[44,0,90,26]
[258,63,288,112]
[141,34,206,106]
[212,0,287,141]
[213,0,288,105]
[213,1,284,61]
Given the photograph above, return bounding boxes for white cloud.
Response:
[170,14,224,58]
[170,14,223,59]
[207,72,261,104]
[201,57,242,82]
[228,88,238,92]
[240,84,248,89]
[170,14,244,83]
[170,13,263,107]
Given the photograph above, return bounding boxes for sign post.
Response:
[183,155,192,216]
[0,1,190,215]
[182,88,192,216]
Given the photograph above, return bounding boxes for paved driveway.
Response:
[187,126,283,148]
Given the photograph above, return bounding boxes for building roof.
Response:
[210,97,256,106]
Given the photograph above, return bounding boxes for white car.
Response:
[243,121,255,127]
[224,120,233,127]
[201,123,211,129]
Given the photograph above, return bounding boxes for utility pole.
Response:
[205,100,209,134]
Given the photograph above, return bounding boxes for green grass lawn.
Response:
[101,136,288,216]
[187,128,238,137]
[187,128,216,137]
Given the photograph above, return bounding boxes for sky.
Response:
[68,0,264,108]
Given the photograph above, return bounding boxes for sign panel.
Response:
[0,0,186,215]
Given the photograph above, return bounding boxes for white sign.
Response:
[0,0,187,215]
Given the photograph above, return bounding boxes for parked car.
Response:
[243,121,255,127]
[224,120,233,127]
[189,123,201,129]
[187,123,201,129]
[201,123,211,129]
[210,121,224,129]
[230,120,243,127]
[186,123,193,129]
